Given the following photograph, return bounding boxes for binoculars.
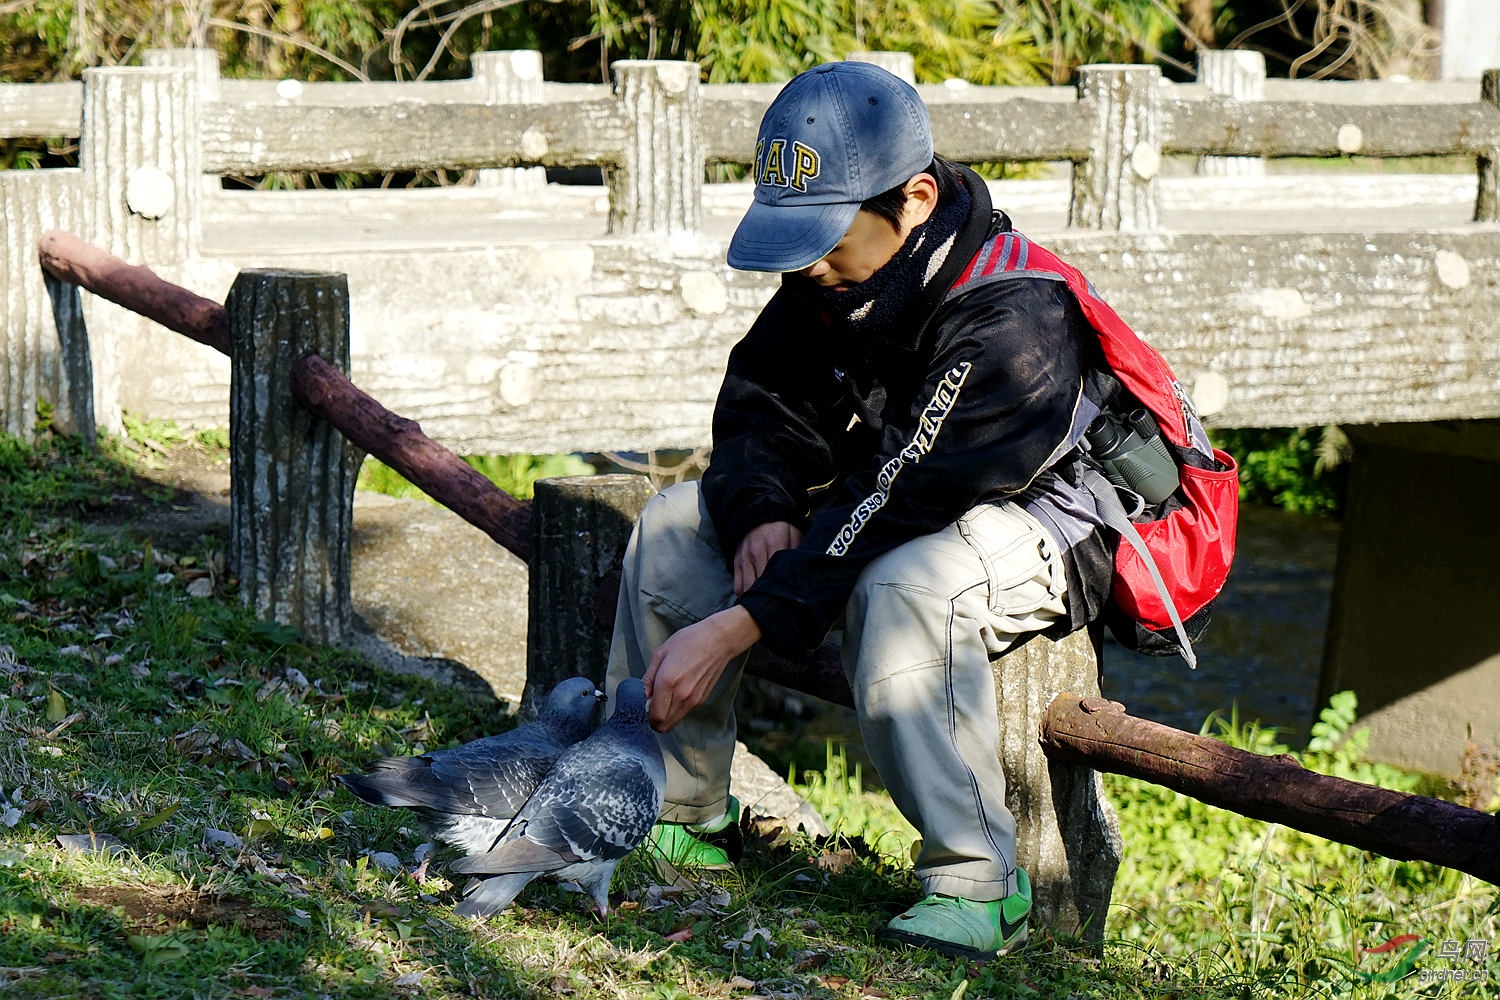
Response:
[1085,407,1181,506]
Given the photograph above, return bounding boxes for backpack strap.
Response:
[1080,465,1198,669]
[949,227,1205,454]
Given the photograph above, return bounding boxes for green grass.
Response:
[356,452,596,503]
[1,429,1496,999]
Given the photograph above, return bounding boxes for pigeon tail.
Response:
[453,873,535,917]
[335,767,441,809]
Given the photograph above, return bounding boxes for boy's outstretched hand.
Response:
[643,605,761,732]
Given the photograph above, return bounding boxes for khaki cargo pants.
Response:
[604,481,1068,902]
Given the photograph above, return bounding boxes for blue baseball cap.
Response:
[727,61,934,273]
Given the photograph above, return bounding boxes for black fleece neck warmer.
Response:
[797,182,973,338]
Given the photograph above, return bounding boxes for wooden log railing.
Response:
[1042,696,1500,886]
[38,230,532,560]
[35,231,1496,929]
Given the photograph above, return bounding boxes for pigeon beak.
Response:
[592,689,606,702]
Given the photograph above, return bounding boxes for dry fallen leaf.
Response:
[811,847,856,874]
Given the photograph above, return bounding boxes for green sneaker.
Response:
[881,868,1031,961]
[646,796,742,870]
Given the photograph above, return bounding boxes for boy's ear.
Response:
[902,172,940,226]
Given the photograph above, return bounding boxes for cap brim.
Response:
[726,198,861,273]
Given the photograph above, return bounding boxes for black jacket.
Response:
[704,168,1114,657]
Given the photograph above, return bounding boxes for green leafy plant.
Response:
[791,742,917,864]
[461,452,596,499]
[1212,425,1350,518]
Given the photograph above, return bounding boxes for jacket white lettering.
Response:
[825,362,972,557]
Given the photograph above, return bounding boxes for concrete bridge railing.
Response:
[2,50,1500,777]
[3,50,1499,451]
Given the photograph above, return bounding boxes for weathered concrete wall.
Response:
[98,217,1500,455]
[107,231,755,454]
[1059,227,1500,431]
[1320,422,1500,777]
[8,55,1500,448]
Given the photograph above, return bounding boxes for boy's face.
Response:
[792,173,939,291]
[794,208,911,291]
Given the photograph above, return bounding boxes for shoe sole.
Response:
[879,925,1028,962]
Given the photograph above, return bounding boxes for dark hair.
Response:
[860,154,965,231]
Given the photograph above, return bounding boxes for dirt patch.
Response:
[84,441,530,702]
[88,442,234,551]
[69,884,291,940]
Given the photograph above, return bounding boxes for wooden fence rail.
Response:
[1043,696,1500,885]
[4,51,1498,235]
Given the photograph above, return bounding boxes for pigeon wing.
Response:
[448,743,662,875]
[531,756,663,863]
[427,734,565,818]
[337,676,599,818]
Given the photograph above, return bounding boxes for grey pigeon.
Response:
[449,676,665,918]
[336,676,604,855]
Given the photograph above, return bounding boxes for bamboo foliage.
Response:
[0,1,1447,96]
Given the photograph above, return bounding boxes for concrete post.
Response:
[226,269,362,645]
[1477,70,1499,223]
[42,272,94,443]
[609,60,703,236]
[1070,65,1162,232]
[80,66,200,263]
[1196,50,1266,177]
[995,628,1121,945]
[847,50,916,85]
[143,48,222,201]
[0,178,36,442]
[1318,422,1500,778]
[471,50,548,193]
[143,47,221,99]
[0,172,87,443]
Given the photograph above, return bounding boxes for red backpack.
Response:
[950,229,1239,667]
